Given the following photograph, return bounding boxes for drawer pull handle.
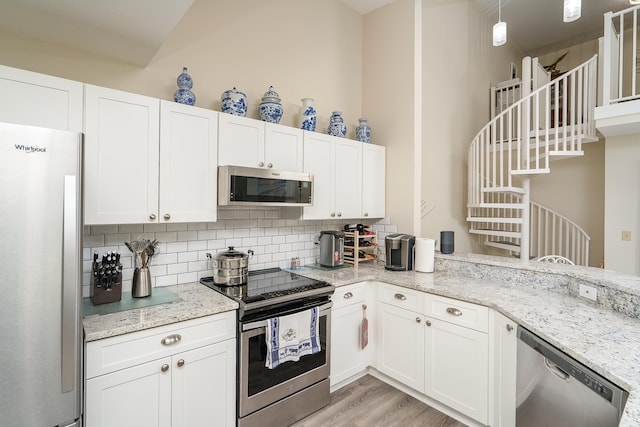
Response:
[394,293,406,301]
[446,307,462,316]
[415,317,421,323]
[177,359,185,368]
[344,292,354,299]
[506,324,514,332]
[426,320,432,326]
[161,334,182,346]
[161,364,169,372]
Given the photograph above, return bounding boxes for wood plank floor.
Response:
[292,375,467,427]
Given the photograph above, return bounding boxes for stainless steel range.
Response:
[200,268,334,427]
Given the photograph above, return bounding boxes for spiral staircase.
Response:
[467,55,598,266]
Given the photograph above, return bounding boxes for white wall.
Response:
[605,135,640,274]
[420,0,523,252]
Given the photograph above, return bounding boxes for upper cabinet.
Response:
[159,101,218,223]
[362,144,386,219]
[0,64,83,132]
[84,85,160,225]
[218,114,303,171]
[84,85,218,225]
[303,132,362,220]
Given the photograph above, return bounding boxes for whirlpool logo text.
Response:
[14,144,46,153]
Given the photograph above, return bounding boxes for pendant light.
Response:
[493,0,507,46]
[563,0,581,22]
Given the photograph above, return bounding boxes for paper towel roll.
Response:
[415,238,436,273]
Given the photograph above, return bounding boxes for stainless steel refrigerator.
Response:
[0,122,83,427]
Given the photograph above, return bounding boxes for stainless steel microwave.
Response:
[218,165,313,207]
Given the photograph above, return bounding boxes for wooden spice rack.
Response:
[344,231,378,266]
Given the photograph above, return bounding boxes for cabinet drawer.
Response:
[332,282,367,310]
[86,311,236,378]
[424,295,488,333]
[378,283,423,313]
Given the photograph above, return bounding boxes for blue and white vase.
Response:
[327,111,347,138]
[356,118,371,143]
[221,87,248,116]
[173,67,196,105]
[258,86,283,124]
[299,98,316,131]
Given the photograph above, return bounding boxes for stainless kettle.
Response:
[318,231,345,267]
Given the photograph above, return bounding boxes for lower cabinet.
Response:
[489,311,518,427]
[375,283,490,425]
[85,313,236,427]
[330,283,369,388]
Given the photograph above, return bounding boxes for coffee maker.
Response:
[385,233,415,271]
[319,230,345,267]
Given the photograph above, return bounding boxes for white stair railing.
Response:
[468,55,598,264]
[530,201,590,266]
[603,5,640,104]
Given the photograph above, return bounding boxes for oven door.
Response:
[239,301,332,418]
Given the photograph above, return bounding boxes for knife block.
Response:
[90,263,122,306]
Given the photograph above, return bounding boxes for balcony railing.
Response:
[603,5,640,104]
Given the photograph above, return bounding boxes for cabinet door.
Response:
[302,132,335,220]
[159,101,218,223]
[85,357,172,427]
[490,312,517,427]
[334,138,362,219]
[264,123,303,171]
[172,340,236,427]
[84,85,160,224]
[425,318,489,424]
[376,303,424,392]
[218,114,264,168]
[0,64,83,132]
[362,144,385,219]
[330,303,368,387]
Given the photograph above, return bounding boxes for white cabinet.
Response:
[375,284,489,425]
[423,294,489,425]
[0,64,83,132]
[330,283,369,389]
[84,85,218,224]
[159,100,218,223]
[303,132,362,220]
[376,284,425,392]
[362,144,385,218]
[84,85,160,225]
[85,312,236,427]
[218,114,303,171]
[489,311,517,427]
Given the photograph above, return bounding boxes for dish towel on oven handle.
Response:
[265,306,320,369]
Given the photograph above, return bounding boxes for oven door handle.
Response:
[242,301,332,332]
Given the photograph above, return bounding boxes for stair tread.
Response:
[482,186,527,195]
[466,217,524,224]
[468,203,526,209]
[469,229,521,238]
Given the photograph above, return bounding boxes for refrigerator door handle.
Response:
[61,175,79,393]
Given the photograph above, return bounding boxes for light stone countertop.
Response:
[82,253,640,426]
[287,255,640,427]
[83,282,238,342]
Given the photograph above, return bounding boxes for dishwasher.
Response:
[516,326,627,427]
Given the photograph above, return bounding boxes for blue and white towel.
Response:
[265,307,320,369]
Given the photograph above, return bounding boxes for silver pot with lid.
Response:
[213,246,254,286]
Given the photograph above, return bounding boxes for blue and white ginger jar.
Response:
[299,98,316,131]
[327,111,347,138]
[356,118,371,143]
[173,67,196,105]
[221,87,248,116]
[259,86,283,124]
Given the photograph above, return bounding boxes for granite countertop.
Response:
[82,253,640,426]
[288,257,640,427]
[83,282,238,342]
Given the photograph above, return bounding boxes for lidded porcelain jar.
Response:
[299,98,316,131]
[258,86,283,124]
[327,111,347,138]
[356,118,371,143]
[173,67,196,105]
[221,87,248,116]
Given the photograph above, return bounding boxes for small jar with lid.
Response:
[259,86,284,124]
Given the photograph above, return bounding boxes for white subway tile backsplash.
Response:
[82,209,397,297]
